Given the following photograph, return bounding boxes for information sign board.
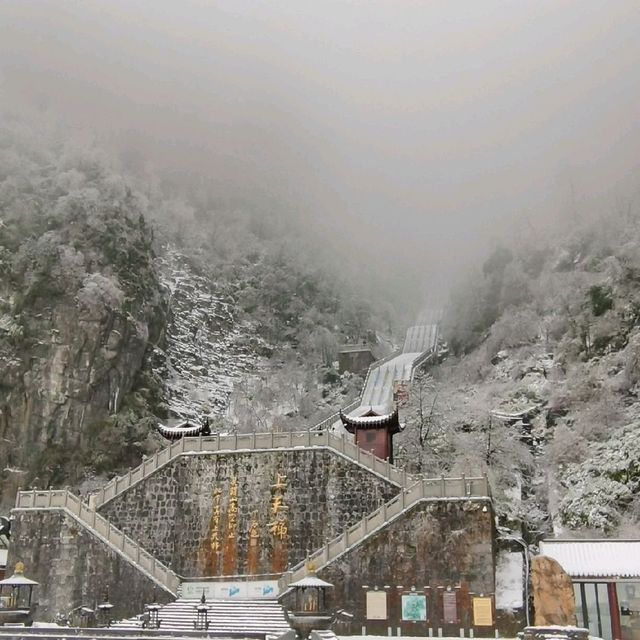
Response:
[366,591,388,620]
[472,596,494,626]
[402,594,427,621]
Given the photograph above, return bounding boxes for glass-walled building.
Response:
[540,540,640,640]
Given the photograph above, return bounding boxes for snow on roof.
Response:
[156,420,208,440]
[289,575,334,588]
[0,572,38,586]
[343,411,396,425]
[338,344,373,354]
[540,539,640,578]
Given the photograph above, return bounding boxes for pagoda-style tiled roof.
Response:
[156,419,211,441]
[339,406,402,434]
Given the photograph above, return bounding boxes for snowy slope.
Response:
[151,249,265,421]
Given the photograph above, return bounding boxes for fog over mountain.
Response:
[1,1,639,291]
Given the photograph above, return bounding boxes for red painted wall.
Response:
[355,428,391,461]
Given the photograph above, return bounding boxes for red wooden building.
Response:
[339,406,402,462]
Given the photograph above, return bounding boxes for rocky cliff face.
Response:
[0,286,163,503]
[0,125,166,505]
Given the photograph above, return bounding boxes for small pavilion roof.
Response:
[289,574,334,588]
[339,406,402,434]
[0,572,38,587]
[156,419,210,441]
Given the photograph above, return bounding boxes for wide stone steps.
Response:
[359,351,421,408]
[111,598,291,636]
[402,323,439,354]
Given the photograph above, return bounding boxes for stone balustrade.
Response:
[279,473,490,590]
[91,430,415,508]
[14,489,180,596]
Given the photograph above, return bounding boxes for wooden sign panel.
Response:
[402,594,427,621]
[443,591,458,623]
[472,596,494,626]
[366,591,388,620]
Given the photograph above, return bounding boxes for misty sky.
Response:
[1,1,639,287]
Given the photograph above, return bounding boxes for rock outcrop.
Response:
[0,128,167,505]
[531,555,577,626]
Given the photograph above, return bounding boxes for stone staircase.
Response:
[312,319,440,431]
[9,315,474,625]
[92,429,414,509]
[13,489,180,596]
[111,598,290,636]
[279,473,490,591]
[360,352,420,408]
[402,323,439,354]
[346,320,440,414]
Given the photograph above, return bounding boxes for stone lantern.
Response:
[0,561,38,627]
[284,563,334,639]
[143,602,162,629]
[193,591,210,631]
[97,590,114,628]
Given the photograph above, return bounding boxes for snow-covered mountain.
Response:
[151,249,266,422]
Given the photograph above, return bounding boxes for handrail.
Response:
[92,325,440,510]
[323,323,439,426]
[278,473,490,592]
[14,489,180,596]
[92,430,414,508]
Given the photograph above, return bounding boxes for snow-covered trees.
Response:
[559,422,640,531]
[440,203,640,537]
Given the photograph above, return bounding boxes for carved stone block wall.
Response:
[99,449,400,576]
[311,499,495,636]
[7,510,172,622]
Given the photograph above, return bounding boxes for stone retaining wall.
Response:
[312,499,495,636]
[99,449,400,576]
[8,509,172,622]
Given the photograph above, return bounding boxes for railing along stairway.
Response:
[93,430,415,508]
[278,473,490,593]
[14,489,180,596]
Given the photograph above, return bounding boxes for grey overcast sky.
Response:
[1,1,639,286]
